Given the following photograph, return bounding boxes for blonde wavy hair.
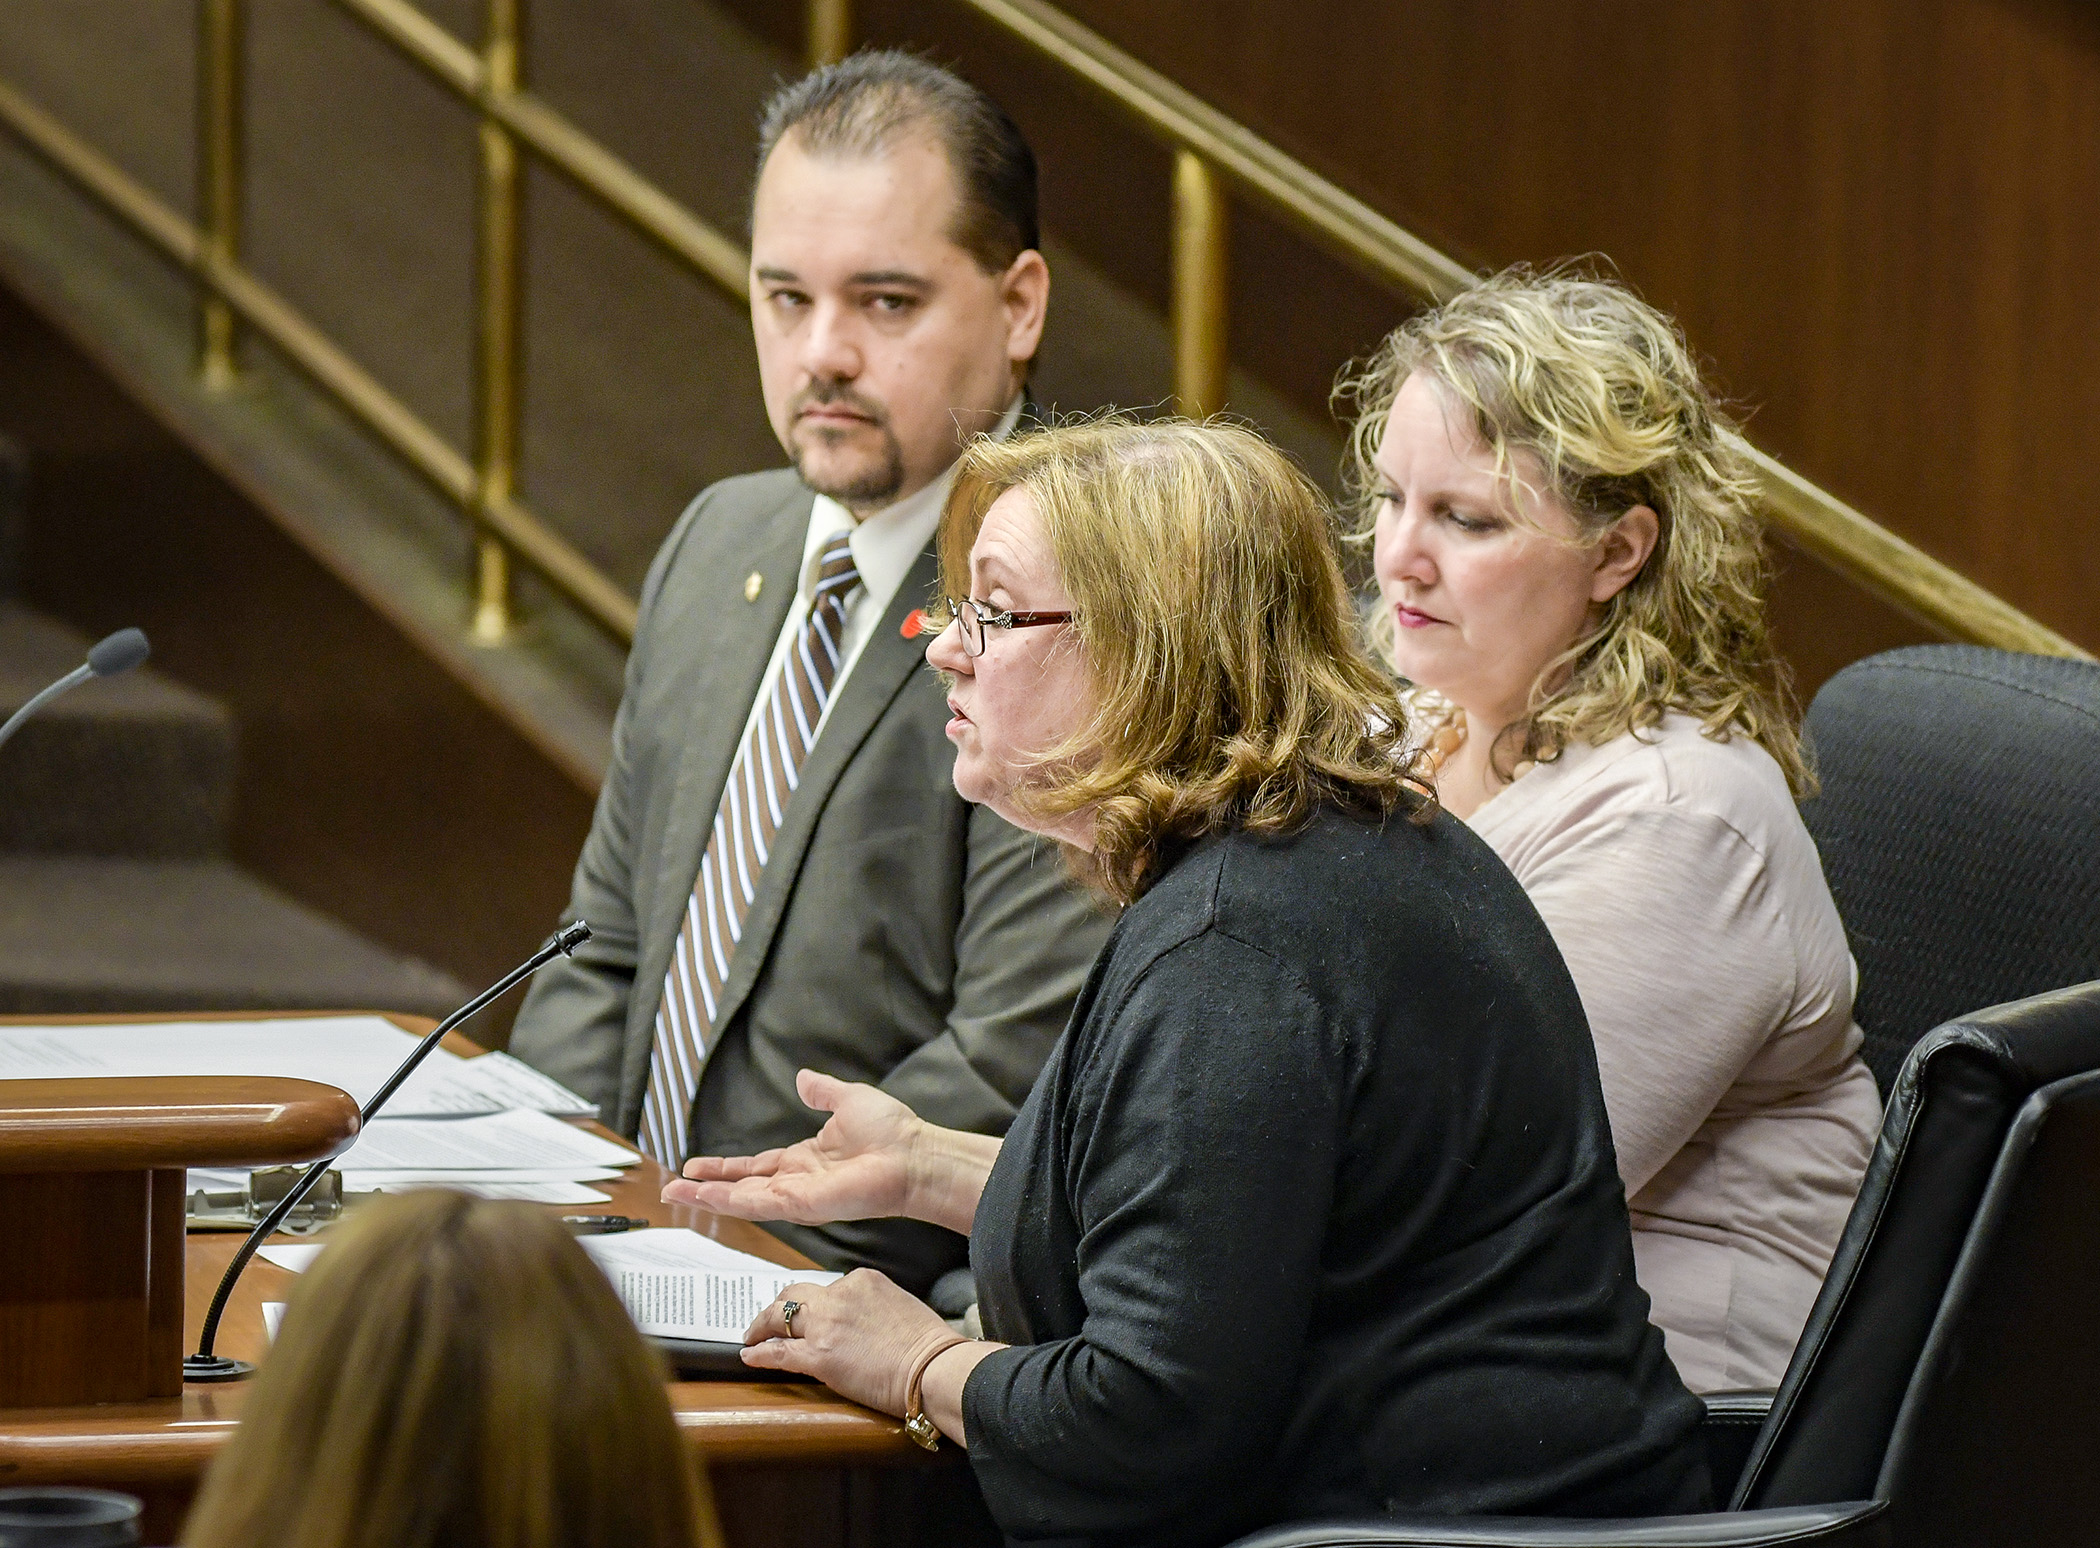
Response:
[1334,265,1811,795]
[937,416,1426,905]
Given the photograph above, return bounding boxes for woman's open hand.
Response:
[662,1069,919,1225]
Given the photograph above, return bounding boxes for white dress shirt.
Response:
[735,397,1023,752]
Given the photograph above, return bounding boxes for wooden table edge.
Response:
[0,1008,933,1472]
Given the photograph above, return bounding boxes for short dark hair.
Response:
[755,49,1039,274]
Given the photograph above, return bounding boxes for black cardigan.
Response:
[963,805,1708,1547]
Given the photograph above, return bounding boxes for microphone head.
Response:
[553,921,592,956]
[86,628,150,678]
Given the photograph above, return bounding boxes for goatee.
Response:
[794,429,907,509]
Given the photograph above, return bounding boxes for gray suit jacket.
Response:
[510,468,1112,1294]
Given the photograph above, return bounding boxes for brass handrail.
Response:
[0,0,2086,662]
[1733,436,2076,654]
[940,0,2088,659]
[194,0,241,393]
[334,0,749,298]
[0,71,640,642]
[955,0,1478,305]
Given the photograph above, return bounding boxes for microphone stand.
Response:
[183,920,593,1381]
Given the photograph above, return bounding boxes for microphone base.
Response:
[182,1353,255,1383]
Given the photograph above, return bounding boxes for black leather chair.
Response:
[1230,979,2100,1547]
[1798,645,2100,1093]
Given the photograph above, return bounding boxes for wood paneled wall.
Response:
[735,0,2100,687]
[0,288,595,1036]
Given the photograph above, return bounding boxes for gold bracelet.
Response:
[902,1334,973,1451]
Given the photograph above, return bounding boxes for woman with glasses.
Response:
[665,417,1708,1547]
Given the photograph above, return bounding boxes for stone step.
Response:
[0,589,468,1019]
[0,601,235,857]
[0,853,464,1016]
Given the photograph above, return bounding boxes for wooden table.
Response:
[0,1013,977,1547]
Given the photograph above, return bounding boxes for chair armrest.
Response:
[1700,1389,1777,1504]
[1700,1391,1777,1426]
[1225,1500,1886,1548]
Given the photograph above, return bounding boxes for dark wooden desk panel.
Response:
[0,1012,971,1547]
[0,1069,359,1407]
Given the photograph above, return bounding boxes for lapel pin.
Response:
[901,608,926,639]
[743,572,764,603]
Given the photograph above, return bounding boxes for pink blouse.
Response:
[1464,713,1881,1392]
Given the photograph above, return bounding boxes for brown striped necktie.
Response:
[639,531,861,1167]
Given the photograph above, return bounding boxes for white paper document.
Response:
[338,1109,638,1174]
[349,1178,613,1204]
[0,1016,461,1102]
[577,1228,841,1343]
[186,1167,257,1194]
[258,1243,326,1273]
[193,1158,624,1211]
[386,1051,597,1117]
[335,1166,624,1187]
[259,1228,833,1342]
[0,1017,591,1118]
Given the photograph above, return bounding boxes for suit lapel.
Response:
[692,405,1034,1043]
[704,542,943,1039]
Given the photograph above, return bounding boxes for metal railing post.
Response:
[470,0,523,643]
[195,0,243,392]
[1171,147,1228,419]
[5,0,2084,662]
[808,0,853,69]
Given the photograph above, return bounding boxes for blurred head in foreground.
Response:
[180,1190,722,1548]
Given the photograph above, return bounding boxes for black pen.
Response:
[561,1215,651,1235]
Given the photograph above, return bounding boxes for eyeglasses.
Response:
[938,597,1074,658]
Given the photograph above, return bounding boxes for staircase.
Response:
[0,437,463,1016]
[0,0,2083,1029]
[0,0,1344,794]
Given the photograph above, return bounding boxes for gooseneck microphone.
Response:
[183,920,593,1381]
[0,627,151,755]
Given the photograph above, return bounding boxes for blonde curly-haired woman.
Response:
[1340,267,1881,1394]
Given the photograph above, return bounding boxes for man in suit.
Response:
[511,53,1111,1296]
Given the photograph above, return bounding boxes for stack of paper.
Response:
[331,1108,640,1203]
[0,1016,596,1115]
[0,1016,629,1205]
[577,1227,842,1343]
[259,1227,839,1346]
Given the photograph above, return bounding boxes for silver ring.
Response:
[782,1299,804,1337]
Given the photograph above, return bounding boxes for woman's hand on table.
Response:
[662,1068,1000,1235]
[744,1270,1000,1445]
